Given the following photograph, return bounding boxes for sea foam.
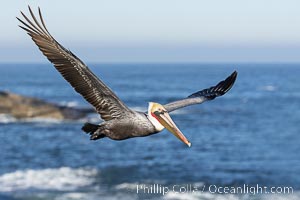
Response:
[163,191,300,200]
[0,167,98,192]
[0,114,17,124]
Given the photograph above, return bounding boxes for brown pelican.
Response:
[17,7,237,147]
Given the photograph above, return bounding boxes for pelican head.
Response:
[148,102,191,147]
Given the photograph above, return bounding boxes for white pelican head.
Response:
[148,102,191,147]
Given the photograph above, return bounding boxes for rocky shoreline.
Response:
[0,91,94,120]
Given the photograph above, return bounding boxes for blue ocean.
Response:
[0,63,299,200]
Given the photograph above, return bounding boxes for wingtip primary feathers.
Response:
[188,71,238,100]
[17,6,53,38]
[221,70,237,94]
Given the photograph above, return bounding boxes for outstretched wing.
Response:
[17,6,133,121]
[164,71,237,112]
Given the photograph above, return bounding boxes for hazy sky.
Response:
[2,0,300,63]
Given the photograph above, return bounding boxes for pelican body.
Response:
[17,7,237,147]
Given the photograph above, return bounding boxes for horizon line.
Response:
[1,61,300,65]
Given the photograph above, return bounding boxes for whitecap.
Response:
[0,114,17,124]
[0,114,65,124]
[59,101,80,108]
[0,167,98,192]
[164,191,300,200]
[260,85,277,92]
[55,192,98,200]
[115,182,139,190]
[0,115,86,124]
[20,117,64,124]
[164,191,238,200]
[55,191,136,200]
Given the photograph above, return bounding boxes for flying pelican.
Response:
[17,7,237,147]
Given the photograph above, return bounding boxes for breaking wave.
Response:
[0,114,17,124]
[0,167,98,192]
[0,114,64,124]
[163,191,300,200]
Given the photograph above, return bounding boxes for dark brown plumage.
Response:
[17,6,133,121]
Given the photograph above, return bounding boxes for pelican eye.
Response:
[160,110,167,114]
[153,109,167,116]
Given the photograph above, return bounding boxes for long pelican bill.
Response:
[154,111,191,147]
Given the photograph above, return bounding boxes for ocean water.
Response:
[0,63,299,200]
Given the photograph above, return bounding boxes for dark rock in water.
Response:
[0,91,94,120]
